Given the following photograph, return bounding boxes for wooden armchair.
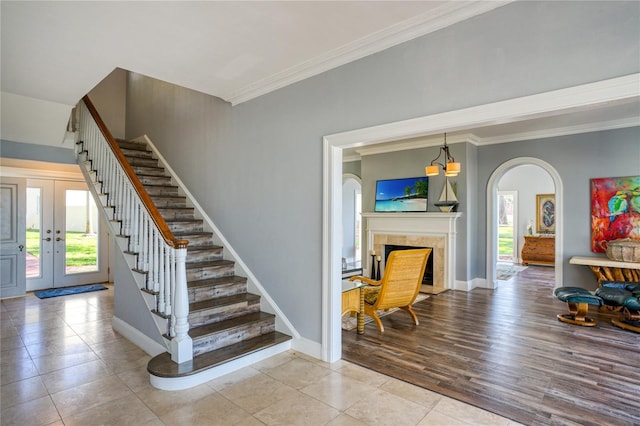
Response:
[349,248,432,332]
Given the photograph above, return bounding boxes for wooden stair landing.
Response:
[148,331,291,378]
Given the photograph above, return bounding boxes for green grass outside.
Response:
[26,229,97,266]
[498,225,514,256]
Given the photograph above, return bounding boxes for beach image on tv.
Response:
[375,177,428,212]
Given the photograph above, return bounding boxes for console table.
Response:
[570,256,640,283]
[522,235,555,266]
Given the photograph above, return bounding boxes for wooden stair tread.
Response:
[187,275,247,289]
[147,331,291,378]
[189,312,274,338]
[176,231,214,238]
[144,184,179,190]
[189,293,260,313]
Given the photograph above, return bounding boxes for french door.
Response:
[26,179,108,291]
[1,177,27,298]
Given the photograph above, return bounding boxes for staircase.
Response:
[75,97,290,389]
[118,139,290,364]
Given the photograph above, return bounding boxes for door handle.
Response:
[43,237,52,242]
[56,237,64,242]
[18,245,24,252]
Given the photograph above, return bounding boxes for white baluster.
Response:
[158,243,165,313]
[152,228,159,293]
[165,246,172,317]
[171,246,192,363]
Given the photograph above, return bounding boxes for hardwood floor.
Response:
[342,266,640,425]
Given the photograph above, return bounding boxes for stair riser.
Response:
[126,157,159,168]
[192,318,275,355]
[144,186,180,196]
[157,208,194,220]
[139,176,172,186]
[182,234,215,247]
[117,141,148,151]
[120,147,154,159]
[132,166,166,177]
[188,300,260,328]
[167,221,203,233]
[189,281,247,303]
[187,264,234,281]
[150,197,187,208]
[187,249,222,263]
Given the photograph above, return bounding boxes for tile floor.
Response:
[1,285,520,425]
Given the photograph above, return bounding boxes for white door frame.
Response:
[322,74,640,363]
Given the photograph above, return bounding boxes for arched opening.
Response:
[486,157,563,291]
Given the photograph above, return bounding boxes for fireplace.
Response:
[363,212,461,294]
[384,245,433,285]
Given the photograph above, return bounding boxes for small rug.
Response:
[35,284,108,299]
[496,263,528,281]
[342,293,429,331]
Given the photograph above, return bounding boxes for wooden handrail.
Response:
[82,96,188,249]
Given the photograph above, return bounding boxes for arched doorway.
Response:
[486,157,563,290]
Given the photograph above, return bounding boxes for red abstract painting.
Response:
[591,176,640,253]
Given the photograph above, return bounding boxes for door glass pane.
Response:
[26,187,42,278]
[65,189,99,274]
[498,193,515,262]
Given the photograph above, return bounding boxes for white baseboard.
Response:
[453,277,488,291]
[112,316,167,357]
[291,336,322,359]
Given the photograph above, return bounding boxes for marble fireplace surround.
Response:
[362,212,462,294]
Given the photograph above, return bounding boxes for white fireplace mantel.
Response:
[362,212,462,292]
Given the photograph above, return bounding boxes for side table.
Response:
[342,280,366,334]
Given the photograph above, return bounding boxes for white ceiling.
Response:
[1,1,638,150]
[1,1,507,106]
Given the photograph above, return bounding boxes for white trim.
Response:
[486,158,563,290]
[135,135,301,342]
[112,316,167,357]
[224,2,512,105]
[149,339,291,391]
[322,74,639,363]
[291,336,322,360]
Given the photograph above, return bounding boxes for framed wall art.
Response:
[591,175,640,253]
[374,177,428,212]
[536,193,555,234]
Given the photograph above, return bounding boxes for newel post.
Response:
[171,246,193,363]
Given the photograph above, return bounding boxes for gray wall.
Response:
[125,1,640,343]
[0,140,76,164]
[88,68,128,140]
[477,127,640,290]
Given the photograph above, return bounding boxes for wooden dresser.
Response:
[522,235,555,266]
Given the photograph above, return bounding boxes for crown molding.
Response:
[471,116,640,146]
[224,1,512,105]
[346,116,640,160]
[356,133,476,156]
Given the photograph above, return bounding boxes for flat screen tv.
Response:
[374,177,428,212]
